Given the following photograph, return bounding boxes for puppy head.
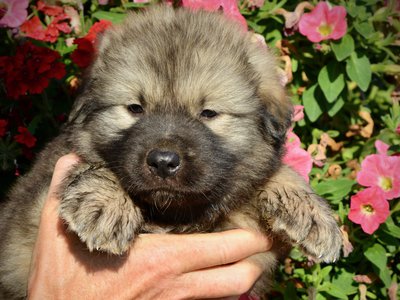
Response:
[68,6,293,226]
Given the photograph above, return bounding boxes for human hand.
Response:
[27,154,272,300]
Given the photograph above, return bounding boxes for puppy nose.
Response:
[146,149,180,178]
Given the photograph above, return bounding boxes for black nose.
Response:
[146,149,180,178]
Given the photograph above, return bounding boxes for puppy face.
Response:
[68,6,292,226]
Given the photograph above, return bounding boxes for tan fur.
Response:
[0,6,342,299]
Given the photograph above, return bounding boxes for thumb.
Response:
[37,153,81,241]
[40,153,81,223]
[46,153,81,204]
[28,154,81,291]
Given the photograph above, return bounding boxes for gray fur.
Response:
[0,6,342,298]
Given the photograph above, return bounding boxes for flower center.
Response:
[0,3,8,20]
[362,204,374,214]
[379,176,393,191]
[318,23,333,36]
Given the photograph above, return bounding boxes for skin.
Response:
[27,154,272,300]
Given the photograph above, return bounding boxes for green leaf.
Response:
[342,145,361,161]
[371,7,391,22]
[123,2,149,8]
[92,11,126,24]
[364,244,391,287]
[318,62,346,103]
[291,57,298,72]
[327,96,345,117]
[345,2,365,18]
[331,35,355,61]
[316,294,327,300]
[320,266,333,279]
[328,269,357,298]
[381,216,400,239]
[265,29,282,45]
[326,284,349,299]
[27,115,42,135]
[283,281,298,300]
[355,21,375,39]
[346,53,372,92]
[55,38,76,56]
[314,178,355,203]
[289,247,305,260]
[303,84,323,122]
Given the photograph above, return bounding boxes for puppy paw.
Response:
[59,164,143,255]
[258,166,342,263]
[260,186,342,263]
[298,201,342,263]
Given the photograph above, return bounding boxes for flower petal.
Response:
[375,140,390,155]
[348,187,390,234]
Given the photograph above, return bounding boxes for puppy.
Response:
[0,5,342,298]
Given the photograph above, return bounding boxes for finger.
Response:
[46,153,81,203]
[39,154,80,235]
[136,229,272,273]
[29,154,81,281]
[179,258,263,299]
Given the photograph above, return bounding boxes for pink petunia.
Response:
[0,0,29,28]
[182,0,247,29]
[348,187,390,234]
[283,130,313,182]
[292,105,304,122]
[375,140,390,155]
[357,153,400,200]
[298,2,347,43]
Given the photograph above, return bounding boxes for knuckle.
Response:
[233,264,260,294]
[218,244,230,265]
[55,154,80,170]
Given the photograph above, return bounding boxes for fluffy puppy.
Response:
[0,5,342,298]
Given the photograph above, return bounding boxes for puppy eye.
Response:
[128,104,144,114]
[200,109,218,119]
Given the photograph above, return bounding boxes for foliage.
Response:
[0,0,399,299]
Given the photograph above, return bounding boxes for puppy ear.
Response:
[259,84,292,147]
[248,41,293,145]
[67,88,97,125]
[67,26,116,125]
[260,106,291,149]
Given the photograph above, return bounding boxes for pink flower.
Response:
[298,2,347,43]
[396,124,400,135]
[348,187,390,234]
[98,0,109,4]
[357,153,400,200]
[375,140,390,155]
[292,105,304,122]
[182,0,247,29]
[283,131,313,182]
[0,0,28,28]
